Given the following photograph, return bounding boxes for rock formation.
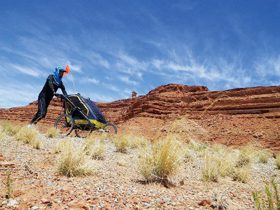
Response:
[131,91,137,98]
[1,84,280,151]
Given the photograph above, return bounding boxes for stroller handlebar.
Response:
[54,94,75,109]
[54,93,66,98]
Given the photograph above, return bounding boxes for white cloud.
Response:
[68,63,82,73]
[118,76,138,85]
[80,77,100,84]
[12,64,40,77]
[255,55,280,79]
[0,83,40,108]
[269,56,280,75]
[102,83,120,92]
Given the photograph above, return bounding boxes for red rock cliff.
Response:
[1,84,280,151]
[1,84,280,126]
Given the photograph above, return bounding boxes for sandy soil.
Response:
[1,121,280,210]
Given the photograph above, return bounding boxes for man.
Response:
[29,66,67,125]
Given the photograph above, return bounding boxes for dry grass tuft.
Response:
[0,120,20,136]
[0,124,5,139]
[56,139,96,177]
[14,126,42,149]
[130,134,150,149]
[235,144,258,167]
[111,133,137,153]
[201,152,220,182]
[202,144,252,183]
[138,134,184,184]
[229,167,251,183]
[182,147,195,162]
[257,149,271,164]
[275,153,280,169]
[82,136,105,160]
[45,127,58,138]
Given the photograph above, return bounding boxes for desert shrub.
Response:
[212,188,229,210]
[2,169,14,199]
[258,152,271,164]
[14,126,41,149]
[230,167,251,183]
[138,134,184,183]
[0,124,5,139]
[82,137,105,160]
[53,138,76,153]
[45,127,58,138]
[276,154,280,169]
[3,170,14,199]
[98,132,110,141]
[112,133,131,153]
[201,145,251,183]
[235,153,251,167]
[0,120,20,136]
[112,131,149,151]
[188,138,207,157]
[235,144,258,167]
[201,147,231,182]
[252,179,280,210]
[201,153,220,182]
[56,139,95,177]
[182,147,195,162]
[130,134,149,149]
[213,147,236,178]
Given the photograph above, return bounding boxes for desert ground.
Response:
[1,84,280,209]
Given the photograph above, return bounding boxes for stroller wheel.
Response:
[54,114,74,137]
[102,123,117,138]
[75,125,93,138]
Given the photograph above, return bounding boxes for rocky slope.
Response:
[1,84,280,151]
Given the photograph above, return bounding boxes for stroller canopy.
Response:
[65,93,107,125]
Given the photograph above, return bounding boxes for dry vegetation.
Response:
[0,119,280,209]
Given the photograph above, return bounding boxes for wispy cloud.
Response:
[80,77,100,84]
[118,76,138,85]
[12,64,40,77]
[0,83,40,108]
[67,62,82,73]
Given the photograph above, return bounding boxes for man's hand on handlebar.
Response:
[54,93,62,98]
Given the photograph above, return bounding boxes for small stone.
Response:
[7,199,19,207]
[143,203,152,207]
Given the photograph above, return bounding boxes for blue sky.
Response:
[1,1,280,108]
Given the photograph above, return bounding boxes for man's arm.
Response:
[47,75,56,94]
[60,82,67,95]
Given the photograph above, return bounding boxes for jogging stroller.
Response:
[54,93,117,138]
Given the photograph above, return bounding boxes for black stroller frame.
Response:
[54,93,117,138]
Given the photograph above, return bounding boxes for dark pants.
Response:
[30,94,51,125]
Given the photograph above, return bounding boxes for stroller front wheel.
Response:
[102,123,117,137]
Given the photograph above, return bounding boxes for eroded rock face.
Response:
[1,84,280,126]
[1,84,280,151]
[117,84,280,122]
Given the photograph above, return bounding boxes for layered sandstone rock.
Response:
[1,84,280,128]
[1,84,280,151]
